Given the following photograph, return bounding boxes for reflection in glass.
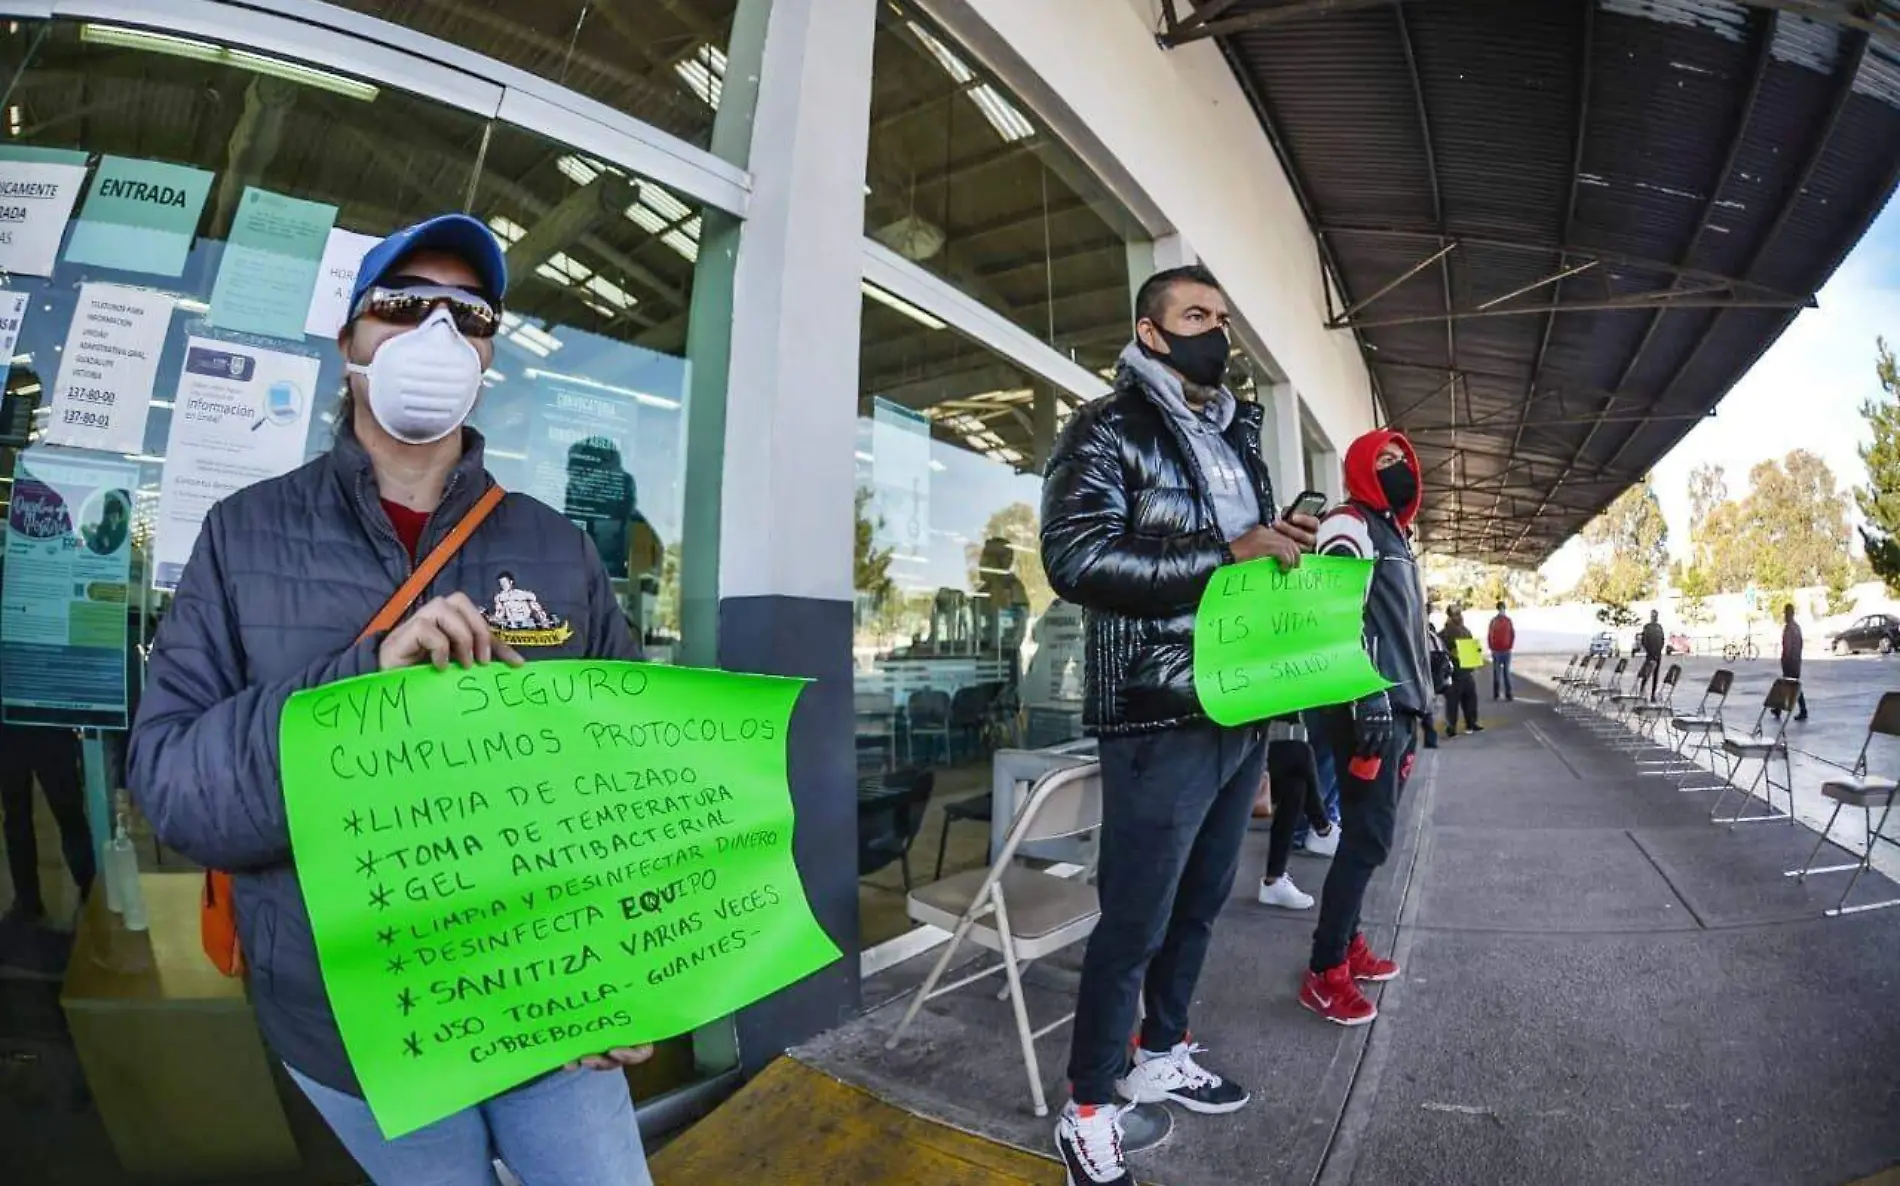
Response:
[853,295,1099,948]
[328,0,739,151]
[866,2,1142,375]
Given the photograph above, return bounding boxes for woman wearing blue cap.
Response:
[128,215,656,1184]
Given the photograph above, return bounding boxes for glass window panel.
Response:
[0,16,730,1120]
[853,297,1086,949]
[866,2,1143,378]
[328,0,739,151]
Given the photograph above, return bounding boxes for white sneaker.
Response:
[1258,875,1315,910]
[1301,825,1340,858]
[1114,1042,1250,1114]
[1055,1102,1128,1184]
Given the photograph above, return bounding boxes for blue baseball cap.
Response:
[347,213,508,320]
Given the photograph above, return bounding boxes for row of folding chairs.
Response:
[1546,653,1898,916]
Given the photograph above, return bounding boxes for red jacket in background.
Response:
[1488,614,1516,652]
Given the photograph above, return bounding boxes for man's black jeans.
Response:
[1067,720,1265,1105]
[1309,708,1416,973]
[1446,670,1479,733]
[1265,738,1328,881]
[0,723,95,916]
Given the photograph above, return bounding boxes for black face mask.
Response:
[1141,325,1231,389]
[1377,462,1418,514]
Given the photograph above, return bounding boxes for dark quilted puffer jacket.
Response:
[128,425,638,1097]
[1040,369,1276,736]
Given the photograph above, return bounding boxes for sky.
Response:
[1540,191,1900,592]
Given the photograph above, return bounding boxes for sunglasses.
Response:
[353,284,501,339]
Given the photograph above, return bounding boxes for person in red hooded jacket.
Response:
[1297,431,1432,1027]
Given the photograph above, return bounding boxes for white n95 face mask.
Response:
[346,306,484,445]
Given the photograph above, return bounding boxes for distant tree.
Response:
[1687,462,1728,534]
[1693,450,1855,594]
[964,501,1054,616]
[856,487,895,610]
[1577,479,1669,606]
[1595,601,1639,629]
[1856,338,1900,595]
[1676,561,1715,627]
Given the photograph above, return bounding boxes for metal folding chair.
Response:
[1607,658,1656,741]
[1710,678,1800,826]
[1558,655,1603,714]
[1583,657,1630,735]
[1786,691,1900,916]
[1668,669,1733,789]
[886,762,1103,1117]
[1628,663,1682,763]
[1552,654,1582,695]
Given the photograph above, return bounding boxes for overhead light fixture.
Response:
[862,281,946,330]
[80,23,380,102]
[674,44,726,110]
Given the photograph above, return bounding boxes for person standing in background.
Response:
[1776,603,1810,722]
[1486,601,1515,701]
[0,722,96,928]
[1439,607,1482,737]
[1422,612,1449,749]
[1639,610,1666,701]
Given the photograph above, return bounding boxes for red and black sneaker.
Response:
[1347,933,1400,983]
[1300,963,1377,1026]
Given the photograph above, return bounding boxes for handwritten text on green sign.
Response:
[1193,555,1391,726]
[281,661,840,1138]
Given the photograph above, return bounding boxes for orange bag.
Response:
[200,485,506,976]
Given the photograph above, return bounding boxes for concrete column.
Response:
[1031,383,1060,472]
[690,0,877,1071]
[1260,381,1305,505]
[1125,231,1194,306]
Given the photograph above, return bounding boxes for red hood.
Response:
[1343,429,1422,528]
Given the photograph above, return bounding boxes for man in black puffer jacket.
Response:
[1041,265,1316,1185]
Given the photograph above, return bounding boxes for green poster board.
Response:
[281,661,841,1137]
[1193,556,1391,726]
[1454,638,1483,669]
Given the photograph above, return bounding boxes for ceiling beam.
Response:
[1394,1,1462,528]
[1159,0,1900,53]
[1213,34,1385,417]
[1161,0,1410,45]
[1333,293,1808,331]
[1339,241,1458,320]
[1506,17,1865,560]
[1599,21,1872,483]
[1609,9,1778,398]
[1318,225,1807,301]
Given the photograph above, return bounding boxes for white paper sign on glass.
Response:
[0,161,88,277]
[303,227,380,338]
[43,282,175,455]
[151,337,319,589]
[0,291,29,361]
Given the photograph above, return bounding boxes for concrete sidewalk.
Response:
[1516,652,1900,885]
[790,685,1900,1185]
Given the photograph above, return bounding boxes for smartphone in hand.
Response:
[1283,490,1327,522]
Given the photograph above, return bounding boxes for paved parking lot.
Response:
[1515,651,1900,885]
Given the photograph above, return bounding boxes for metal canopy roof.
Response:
[1163,0,1900,565]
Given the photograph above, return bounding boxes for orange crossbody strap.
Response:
[357,484,507,643]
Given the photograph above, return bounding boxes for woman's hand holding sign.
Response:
[378,593,524,672]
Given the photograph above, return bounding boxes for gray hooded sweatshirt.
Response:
[1117,341,1262,542]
